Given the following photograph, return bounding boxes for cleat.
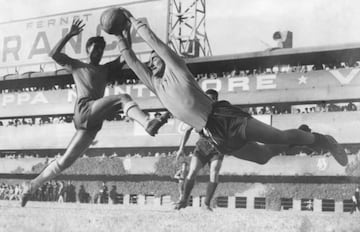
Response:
[20,193,32,207]
[202,204,213,212]
[310,133,348,166]
[20,182,33,207]
[174,200,187,210]
[309,133,329,154]
[324,135,348,166]
[145,112,171,136]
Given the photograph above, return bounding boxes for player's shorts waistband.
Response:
[209,100,251,118]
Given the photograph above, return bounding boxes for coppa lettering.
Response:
[1,92,48,106]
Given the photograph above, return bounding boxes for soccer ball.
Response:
[100,7,128,35]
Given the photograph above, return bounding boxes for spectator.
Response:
[34,187,41,201]
[328,103,340,112]
[265,106,272,114]
[306,199,314,210]
[259,106,266,114]
[54,181,60,201]
[174,162,189,202]
[58,181,65,203]
[347,101,357,111]
[40,183,47,201]
[350,186,360,214]
[65,181,76,202]
[78,185,90,203]
[46,181,54,201]
[110,152,118,158]
[10,184,21,201]
[248,107,257,115]
[100,182,108,204]
[7,185,16,200]
[154,112,162,119]
[109,185,119,204]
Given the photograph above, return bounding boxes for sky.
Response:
[0,0,359,55]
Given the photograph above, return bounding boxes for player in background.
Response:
[20,18,170,207]
[350,186,360,214]
[115,7,348,206]
[175,89,223,211]
[173,161,188,202]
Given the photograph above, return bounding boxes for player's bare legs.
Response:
[175,156,203,210]
[245,118,315,145]
[231,142,287,165]
[209,159,221,183]
[21,130,97,207]
[244,117,348,166]
[90,94,170,136]
[203,159,222,211]
[187,156,204,179]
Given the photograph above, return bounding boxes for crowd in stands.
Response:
[29,181,77,203]
[0,115,73,127]
[0,101,358,127]
[0,183,22,201]
[1,59,359,94]
[1,84,75,94]
[0,181,84,203]
[0,149,178,159]
[0,111,169,127]
[194,61,360,82]
[92,182,122,204]
[0,78,142,94]
[4,143,351,160]
[248,101,358,115]
[0,181,121,204]
[79,150,178,159]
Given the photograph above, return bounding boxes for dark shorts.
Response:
[73,98,103,132]
[193,137,224,166]
[204,101,251,154]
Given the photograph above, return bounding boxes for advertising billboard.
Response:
[0,0,169,71]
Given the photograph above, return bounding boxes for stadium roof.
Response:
[186,42,360,73]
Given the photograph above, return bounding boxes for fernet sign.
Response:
[0,0,169,69]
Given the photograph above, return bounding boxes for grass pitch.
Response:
[0,200,359,232]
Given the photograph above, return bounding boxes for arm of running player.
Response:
[122,9,188,72]
[49,19,85,68]
[175,127,193,162]
[116,29,156,92]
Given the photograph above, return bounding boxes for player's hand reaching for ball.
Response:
[123,24,131,44]
[69,18,85,37]
[118,7,133,21]
[116,25,132,50]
